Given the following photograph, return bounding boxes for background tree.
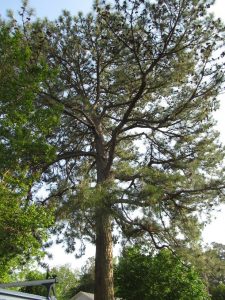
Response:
[206,243,225,288]
[0,11,59,280]
[3,0,225,299]
[196,243,225,299]
[210,283,225,300]
[114,246,210,300]
[70,257,95,296]
[18,265,79,300]
[169,242,225,299]
[19,270,48,297]
[0,181,53,282]
[50,265,80,300]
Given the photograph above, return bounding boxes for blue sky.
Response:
[1,0,93,19]
[1,0,224,20]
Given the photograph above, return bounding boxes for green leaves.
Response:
[0,23,61,176]
[0,176,55,281]
[115,246,210,300]
[0,21,60,278]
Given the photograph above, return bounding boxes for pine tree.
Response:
[2,0,225,298]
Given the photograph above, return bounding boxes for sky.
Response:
[0,0,225,270]
[0,0,93,19]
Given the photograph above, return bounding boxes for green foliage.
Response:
[114,246,210,300]
[0,20,59,279]
[19,270,48,296]
[210,283,225,300]
[16,264,79,300]
[0,174,55,281]
[71,257,95,295]
[193,243,225,300]
[50,265,79,300]
[0,23,60,177]
[206,243,225,285]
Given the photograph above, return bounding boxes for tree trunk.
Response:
[94,209,114,300]
[94,126,114,300]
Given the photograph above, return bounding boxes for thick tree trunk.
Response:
[94,124,114,300]
[94,210,114,300]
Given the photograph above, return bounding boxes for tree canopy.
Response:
[196,243,225,300]
[1,0,225,298]
[115,246,210,300]
[0,13,58,280]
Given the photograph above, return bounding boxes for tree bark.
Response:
[94,124,114,300]
[94,210,114,300]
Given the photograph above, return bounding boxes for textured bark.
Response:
[94,127,114,300]
[95,211,114,300]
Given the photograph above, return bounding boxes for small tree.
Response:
[115,246,210,300]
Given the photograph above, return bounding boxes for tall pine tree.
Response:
[2,0,225,298]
